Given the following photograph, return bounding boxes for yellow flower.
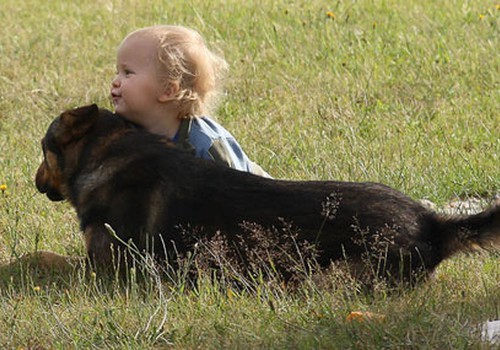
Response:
[326,11,335,19]
[479,14,485,20]
[227,288,233,301]
[0,184,6,192]
[33,286,41,292]
[496,4,500,10]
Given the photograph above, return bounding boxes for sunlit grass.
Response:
[0,0,498,348]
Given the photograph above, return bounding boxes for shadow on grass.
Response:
[0,251,86,290]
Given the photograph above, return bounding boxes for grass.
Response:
[0,0,499,348]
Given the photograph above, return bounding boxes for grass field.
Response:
[0,0,499,348]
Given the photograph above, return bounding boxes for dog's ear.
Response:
[54,104,100,144]
[62,104,100,133]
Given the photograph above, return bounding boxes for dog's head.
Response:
[35,104,100,201]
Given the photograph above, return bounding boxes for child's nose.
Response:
[111,75,120,87]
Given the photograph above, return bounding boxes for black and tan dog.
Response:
[35,104,500,283]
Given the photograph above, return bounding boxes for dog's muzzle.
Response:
[35,163,65,201]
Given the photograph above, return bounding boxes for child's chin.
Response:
[113,106,127,116]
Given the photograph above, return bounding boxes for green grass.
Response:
[0,0,499,348]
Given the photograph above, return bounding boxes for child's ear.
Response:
[158,82,179,102]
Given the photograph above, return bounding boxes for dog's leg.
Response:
[83,224,139,274]
[84,225,117,269]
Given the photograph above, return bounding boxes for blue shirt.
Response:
[173,116,271,177]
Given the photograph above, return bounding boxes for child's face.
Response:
[111,35,165,127]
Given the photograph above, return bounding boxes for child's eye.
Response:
[124,69,134,76]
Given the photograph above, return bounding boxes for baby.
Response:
[111,25,270,177]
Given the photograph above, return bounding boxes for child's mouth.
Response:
[111,92,121,105]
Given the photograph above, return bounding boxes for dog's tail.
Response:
[433,204,500,260]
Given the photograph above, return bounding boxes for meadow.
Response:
[0,0,499,348]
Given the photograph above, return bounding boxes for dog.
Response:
[35,104,500,283]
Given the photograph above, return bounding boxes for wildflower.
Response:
[496,4,500,10]
[33,286,41,292]
[227,288,235,302]
[326,11,335,19]
[0,184,7,197]
[479,14,485,20]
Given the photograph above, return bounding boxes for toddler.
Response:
[110,25,270,177]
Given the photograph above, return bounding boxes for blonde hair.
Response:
[124,25,228,118]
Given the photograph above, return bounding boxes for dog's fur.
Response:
[35,104,500,283]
